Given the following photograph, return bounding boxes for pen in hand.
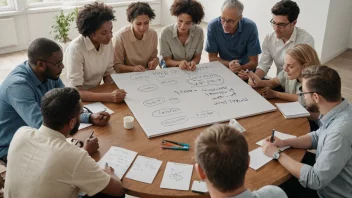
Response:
[105,162,109,169]
[270,129,275,143]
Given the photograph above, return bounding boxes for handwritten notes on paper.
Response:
[125,156,162,184]
[160,162,193,191]
[98,147,137,179]
[256,131,297,151]
[249,147,273,170]
[112,62,276,138]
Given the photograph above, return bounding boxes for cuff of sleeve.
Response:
[299,163,312,188]
[256,65,269,75]
[309,132,318,149]
[86,171,111,196]
[80,113,91,123]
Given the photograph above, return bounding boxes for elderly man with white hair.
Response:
[205,0,261,80]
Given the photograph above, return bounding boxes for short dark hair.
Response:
[41,88,81,131]
[170,0,205,24]
[76,2,116,37]
[302,66,342,102]
[272,0,300,22]
[28,38,61,66]
[126,2,155,22]
[195,124,249,192]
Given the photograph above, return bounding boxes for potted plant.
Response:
[51,8,78,51]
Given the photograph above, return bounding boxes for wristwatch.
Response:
[273,151,281,160]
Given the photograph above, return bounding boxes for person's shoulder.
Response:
[193,25,204,33]
[12,126,37,140]
[295,27,314,41]
[67,35,85,49]
[208,17,220,28]
[148,27,158,37]
[242,17,258,29]
[161,24,174,35]
[1,63,30,88]
[114,25,131,37]
[253,185,288,198]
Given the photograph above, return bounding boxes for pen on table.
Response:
[270,129,275,143]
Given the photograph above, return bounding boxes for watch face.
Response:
[273,152,280,159]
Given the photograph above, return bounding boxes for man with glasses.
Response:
[205,0,261,79]
[5,88,124,198]
[243,0,314,80]
[0,38,109,165]
[262,66,352,198]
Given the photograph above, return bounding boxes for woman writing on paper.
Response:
[247,44,320,106]
[160,0,205,70]
[113,2,159,73]
[64,2,126,103]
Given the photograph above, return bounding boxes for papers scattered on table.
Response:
[191,181,208,193]
[85,102,114,114]
[98,146,137,179]
[126,156,162,184]
[256,131,297,151]
[276,102,310,119]
[229,118,246,133]
[160,162,193,191]
[249,147,273,170]
[78,123,92,130]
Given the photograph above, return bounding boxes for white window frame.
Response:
[0,0,16,11]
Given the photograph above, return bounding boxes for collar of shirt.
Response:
[172,24,196,38]
[227,189,252,198]
[83,36,98,52]
[129,25,147,42]
[25,61,43,87]
[217,17,243,37]
[320,98,349,128]
[38,125,66,141]
[276,26,298,44]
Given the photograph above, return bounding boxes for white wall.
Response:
[0,2,161,54]
[321,0,352,63]
[160,0,174,26]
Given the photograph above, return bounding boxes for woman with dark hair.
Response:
[64,2,126,103]
[113,2,158,73]
[160,0,205,70]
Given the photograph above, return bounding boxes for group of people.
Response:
[0,0,351,198]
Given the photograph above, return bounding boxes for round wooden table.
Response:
[76,83,310,198]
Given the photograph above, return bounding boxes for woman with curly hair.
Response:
[160,0,205,70]
[113,2,158,73]
[64,2,126,103]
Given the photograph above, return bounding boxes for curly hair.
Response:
[126,2,155,22]
[170,0,204,24]
[272,0,300,22]
[76,2,116,37]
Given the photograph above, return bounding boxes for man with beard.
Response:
[4,88,124,198]
[0,38,110,164]
[240,0,314,80]
[262,66,352,198]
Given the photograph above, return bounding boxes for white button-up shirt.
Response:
[257,27,314,76]
[64,35,115,89]
[5,125,110,198]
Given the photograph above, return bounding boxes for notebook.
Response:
[276,102,310,119]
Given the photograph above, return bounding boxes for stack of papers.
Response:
[276,102,310,119]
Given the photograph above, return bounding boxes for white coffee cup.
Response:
[124,116,134,129]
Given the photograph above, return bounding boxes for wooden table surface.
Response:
[76,83,310,198]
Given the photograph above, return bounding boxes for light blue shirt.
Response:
[0,61,90,158]
[228,186,287,198]
[300,99,352,198]
[205,17,261,66]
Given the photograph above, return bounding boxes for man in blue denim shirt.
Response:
[0,38,111,163]
[206,0,261,80]
[262,66,352,198]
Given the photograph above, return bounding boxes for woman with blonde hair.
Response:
[247,44,320,105]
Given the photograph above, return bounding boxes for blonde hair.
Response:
[286,44,320,68]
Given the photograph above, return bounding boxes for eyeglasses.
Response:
[39,59,63,68]
[296,91,315,96]
[221,15,241,25]
[270,19,291,28]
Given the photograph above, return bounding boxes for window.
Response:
[0,0,15,11]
